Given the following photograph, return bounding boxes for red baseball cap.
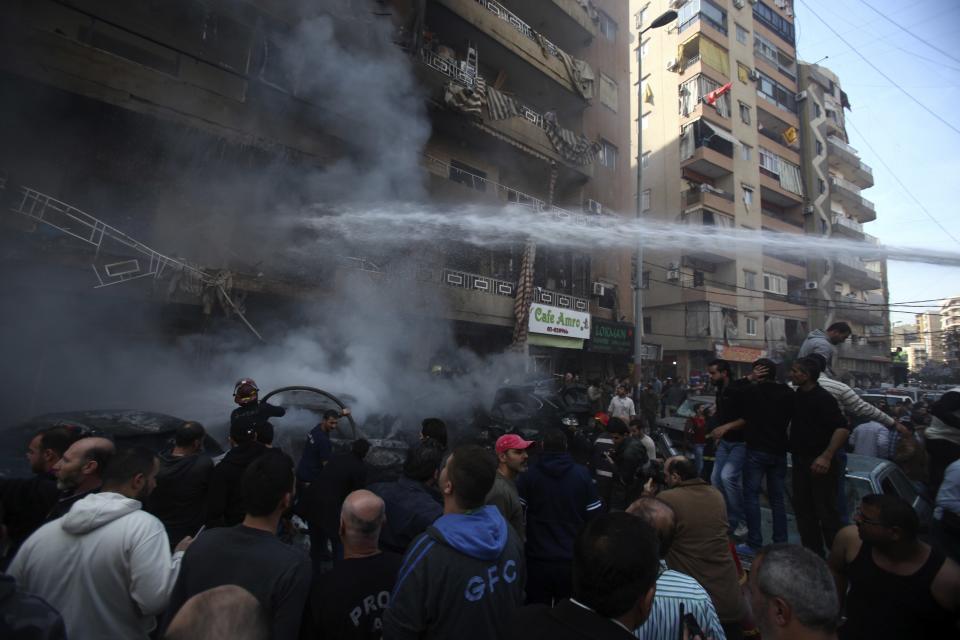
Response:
[495,434,535,455]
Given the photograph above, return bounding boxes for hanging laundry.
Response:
[543,111,602,166]
[782,126,798,145]
[443,81,483,116]
[644,82,654,104]
[486,85,520,121]
[555,49,595,100]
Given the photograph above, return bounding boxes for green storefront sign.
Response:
[588,319,634,354]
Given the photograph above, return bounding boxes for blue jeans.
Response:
[742,448,788,549]
[693,444,705,476]
[711,440,746,530]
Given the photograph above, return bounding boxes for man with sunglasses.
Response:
[828,494,960,639]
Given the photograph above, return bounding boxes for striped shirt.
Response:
[634,564,726,640]
[816,377,895,427]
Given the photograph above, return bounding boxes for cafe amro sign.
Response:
[528,303,591,340]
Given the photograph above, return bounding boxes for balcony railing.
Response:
[832,214,863,234]
[440,268,516,297]
[686,186,735,206]
[474,0,562,60]
[534,287,590,312]
[831,176,876,212]
[418,49,546,130]
[759,147,803,195]
[835,254,881,276]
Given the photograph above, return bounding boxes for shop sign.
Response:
[588,319,633,354]
[639,343,662,361]
[529,303,591,340]
[715,343,766,363]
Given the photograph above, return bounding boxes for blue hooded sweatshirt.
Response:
[517,452,602,562]
[383,505,525,640]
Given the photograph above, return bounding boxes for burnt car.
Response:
[0,410,224,477]
[478,380,595,445]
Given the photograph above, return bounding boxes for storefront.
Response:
[714,343,768,378]
[527,303,590,375]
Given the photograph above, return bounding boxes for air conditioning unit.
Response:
[748,69,760,81]
[733,0,745,8]
[805,281,818,290]
[666,263,681,281]
[592,282,607,296]
[584,199,603,215]
[804,204,815,214]
[666,58,679,72]
[795,90,808,102]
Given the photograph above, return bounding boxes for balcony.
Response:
[831,213,863,239]
[431,0,588,105]
[680,120,736,178]
[678,34,730,83]
[840,297,884,326]
[833,255,882,290]
[678,0,729,39]
[533,287,590,313]
[679,211,737,264]
[753,1,796,49]
[510,0,598,48]
[679,75,732,128]
[830,176,876,222]
[827,136,874,189]
[838,340,890,363]
[685,185,735,217]
[759,148,804,206]
[757,106,801,159]
[416,51,593,178]
[761,208,804,234]
[763,254,806,280]
[415,266,517,325]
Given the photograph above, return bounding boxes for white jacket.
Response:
[8,492,183,640]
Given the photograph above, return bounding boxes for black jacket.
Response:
[303,451,368,538]
[0,472,58,566]
[145,451,214,545]
[742,381,794,454]
[231,400,285,444]
[509,599,636,640]
[207,442,268,527]
[369,477,443,554]
[716,378,751,443]
[383,506,525,640]
[516,452,603,562]
[45,488,97,522]
[789,384,848,457]
[0,573,67,640]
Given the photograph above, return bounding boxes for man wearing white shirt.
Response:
[608,385,637,422]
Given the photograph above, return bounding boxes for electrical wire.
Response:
[854,0,960,66]
[844,118,960,246]
[796,0,960,136]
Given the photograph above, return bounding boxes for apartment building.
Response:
[916,311,943,365]
[891,323,918,350]
[941,295,960,369]
[797,61,890,383]
[0,0,636,382]
[630,0,807,378]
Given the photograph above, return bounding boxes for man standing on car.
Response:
[788,357,849,557]
[706,358,751,537]
[797,322,851,379]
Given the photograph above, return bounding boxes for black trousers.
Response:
[791,454,841,557]
[526,558,572,606]
[926,437,960,496]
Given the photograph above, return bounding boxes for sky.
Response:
[792,0,960,321]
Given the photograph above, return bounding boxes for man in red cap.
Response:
[485,434,534,543]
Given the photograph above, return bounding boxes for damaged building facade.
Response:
[0,0,637,405]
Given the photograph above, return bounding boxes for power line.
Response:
[854,0,960,66]
[845,118,960,246]
[796,0,960,136]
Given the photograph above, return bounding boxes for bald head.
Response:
[165,585,267,640]
[627,497,675,559]
[340,490,386,546]
[54,436,115,493]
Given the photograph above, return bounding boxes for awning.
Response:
[704,122,740,147]
[528,334,585,350]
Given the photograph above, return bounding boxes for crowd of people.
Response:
[1,335,960,639]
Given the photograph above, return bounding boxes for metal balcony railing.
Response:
[474,0,562,60]
[534,287,590,312]
[832,214,863,234]
[440,268,516,297]
[831,176,876,212]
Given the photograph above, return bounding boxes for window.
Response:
[641,38,650,58]
[600,140,618,169]
[599,73,619,112]
[742,184,754,206]
[737,62,752,84]
[744,270,757,290]
[736,23,749,44]
[599,11,618,40]
[642,189,651,212]
[816,140,823,155]
[741,143,752,161]
[679,0,728,35]
[641,112,651,130]
[642,270,651,289]
[643,316,652,334]
[763,272,788,295]
[746,317,758,336]
[448,159,487,192]
[642,151,651,168]
[636,6,648,29]
[814,103,821,118]
[756,71,797,113]
[739,101,751,124]
[818,178,826,194]
[753,1,795,45]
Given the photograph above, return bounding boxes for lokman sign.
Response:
[529,303,591,340]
